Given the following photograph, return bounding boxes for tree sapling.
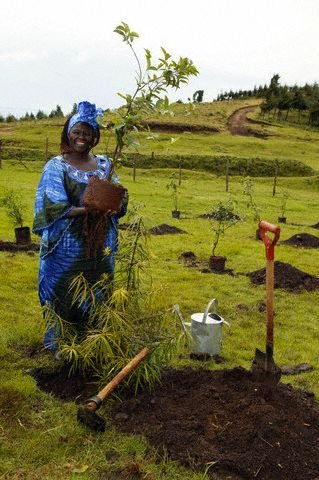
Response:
[209,198,242,271]
[0,190,31,244]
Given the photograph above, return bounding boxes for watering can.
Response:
[190,299,229,355]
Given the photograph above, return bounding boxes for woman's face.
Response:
[68,122,94,153]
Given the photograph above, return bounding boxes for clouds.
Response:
[1,0,318,116]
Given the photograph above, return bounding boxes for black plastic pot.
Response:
[15,226,31,245]
[209,255,226,272]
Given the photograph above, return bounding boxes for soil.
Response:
[0,240,39,252]
[311,222,319,229]
[178,251,199,267]
[149,224,187,235]
[32,361,319,479]
[247,261,319,292]
[111,367,319,480]
[281,233,319,248]
[32,365,99,402]
[31,363,319,480]
[227,106,268,139]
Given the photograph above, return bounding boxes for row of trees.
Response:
[216,84,269,101]
[260,74,319,126]
[217,74,319,127]
[0,104,77,123]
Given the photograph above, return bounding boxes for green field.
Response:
[1,100,319,479]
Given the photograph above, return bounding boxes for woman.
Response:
[33,101,128,357]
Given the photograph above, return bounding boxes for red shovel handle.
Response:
[258,221,281,260]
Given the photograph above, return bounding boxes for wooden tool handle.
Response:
[96,347,151,402]
[266,258,274,351]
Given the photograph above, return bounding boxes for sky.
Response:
[1,0,318,117]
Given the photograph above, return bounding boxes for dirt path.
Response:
[227,105,267,138]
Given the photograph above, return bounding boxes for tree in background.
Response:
[70,103,77,116]
[49,105,64,118]
[36,110,47,120]
[193,90,204,102]
[5,114,17,122]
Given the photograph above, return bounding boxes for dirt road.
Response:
[227,104,267,138]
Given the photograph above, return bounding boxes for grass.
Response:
[1,100,319,478]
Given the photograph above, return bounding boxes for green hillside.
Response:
[1,98,319,176]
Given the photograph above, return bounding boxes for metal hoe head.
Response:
[77,403,106,432]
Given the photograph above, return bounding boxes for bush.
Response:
[122,153,314,177]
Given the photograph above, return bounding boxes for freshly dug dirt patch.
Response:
[247,261,319,292]
[149,224,187,235]
[31,364,319,479]
[281,233,319,248]
[112,367,319,480]
[32,366,98,402]
[0,241,39,252]
[178,251,199,267]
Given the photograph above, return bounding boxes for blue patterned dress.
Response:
[33,155,127,351]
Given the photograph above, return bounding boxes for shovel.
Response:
[77,346,150,432]
[251,220,281,383]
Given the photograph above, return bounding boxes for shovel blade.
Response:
[251,348,281,383]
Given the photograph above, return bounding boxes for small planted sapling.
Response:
[166,172,180,218]
[0,190,31,244]
[209,198,242,271]
[242,177,262,240]
[278,191,289,223]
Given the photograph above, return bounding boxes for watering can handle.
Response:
[258,221,281,261]
[203,299,218,324]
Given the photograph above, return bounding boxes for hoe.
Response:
[77,346,150,432]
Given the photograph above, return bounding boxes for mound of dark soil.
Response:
[178,251,199,267]
[149,224,187,235]
[281,233,319,248]
[0,241,39,252]
[32,366,98,402]
[112,367,319,480]
[247,261,319,292]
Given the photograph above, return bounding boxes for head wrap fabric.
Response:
[67,101,104,134]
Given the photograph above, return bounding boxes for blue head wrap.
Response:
[68,101,104,134]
